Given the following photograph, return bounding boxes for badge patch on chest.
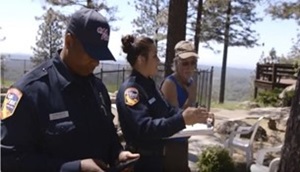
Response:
[124,87,139,106]
[1,88,23,120]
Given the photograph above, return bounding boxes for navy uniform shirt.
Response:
[1,52,123,172]
[116,69,186,153]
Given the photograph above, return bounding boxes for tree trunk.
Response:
[165,0,188,77]
[278,71,300,172]
[219,0,231,104]
[154,0,159,46]
[87,0,93,8]
[194,0,203,53]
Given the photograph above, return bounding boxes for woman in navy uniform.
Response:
[1,8,139,172]
[116,35,209,172]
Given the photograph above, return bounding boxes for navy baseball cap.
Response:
[67,7,116,61]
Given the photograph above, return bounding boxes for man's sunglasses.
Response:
[180,60,197,66]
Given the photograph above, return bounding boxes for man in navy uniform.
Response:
[1,8,139,172]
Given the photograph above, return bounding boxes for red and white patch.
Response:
[124,87,139,106]
[1,88,23,120]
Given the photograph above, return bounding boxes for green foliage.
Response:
[1,79,14,88]
[194,0,262,50]
[256,88,282,107]
[267,1,300,24]
[45,0,119,30]
[131,0,169,58]
[267,1,300,67]
[282,90,295,107]
[197,145,236,172]
[105,84,119,93]
[211,101,242,110]
[31,8,64,66]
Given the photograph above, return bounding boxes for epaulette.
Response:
[14,60,53,89]
[127,76,137,85]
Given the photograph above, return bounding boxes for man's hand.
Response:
[80,159,108,172]
[118,151,140,162]
[117,151,140,172]
[182,107,209,125]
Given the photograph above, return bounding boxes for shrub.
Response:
[256,88,282,107]
[197,145,236,172]
[282,90,295,106]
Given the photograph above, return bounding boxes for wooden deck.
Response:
[254,63,297,98]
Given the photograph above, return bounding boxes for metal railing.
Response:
[1,59,213,110]
[95,66,214,111]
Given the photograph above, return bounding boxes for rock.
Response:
[215,120,268,141]
[268,119,277,131]
[215,120,238,135]
[279,84,296,99]
[248,107,290,119]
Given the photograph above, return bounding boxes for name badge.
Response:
[148,97,156,104]
[49,111,69,121]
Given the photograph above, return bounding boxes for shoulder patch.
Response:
[1,88,23,120]
[124,87,139,106]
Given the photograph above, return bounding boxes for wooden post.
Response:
[254,63,260,98]
[272,63,277,89]
[100,68,103,80]
[122,68,125,83]
[208,66,214,111]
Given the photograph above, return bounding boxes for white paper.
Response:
[169,123,214,138]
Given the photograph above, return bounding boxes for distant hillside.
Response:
[2,53,254,101]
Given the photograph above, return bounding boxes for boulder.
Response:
[279,84,296,99]
[215,120,268,141]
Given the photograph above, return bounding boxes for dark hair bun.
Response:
[121,35,135,54]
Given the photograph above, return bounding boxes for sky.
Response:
[0,0,299,70]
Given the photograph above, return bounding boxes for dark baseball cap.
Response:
[67,7,116,61]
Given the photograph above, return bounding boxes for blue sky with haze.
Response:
[0,0,298,69]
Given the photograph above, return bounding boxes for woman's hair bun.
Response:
[121,35,135,54]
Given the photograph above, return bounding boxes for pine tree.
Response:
[191,0,262,103]
[165,0,188,76]
[266,1,300,171]
[45,0,119,29]
[131,0,169,58]
[267,0,300,24]
[267,0,300,62]
[31,8,64,66]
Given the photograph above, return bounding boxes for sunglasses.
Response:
[180,60,197,67]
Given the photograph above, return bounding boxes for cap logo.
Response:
[97,27,109,41]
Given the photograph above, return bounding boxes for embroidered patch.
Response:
[1,88,23,120]
[124,87,139,106]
